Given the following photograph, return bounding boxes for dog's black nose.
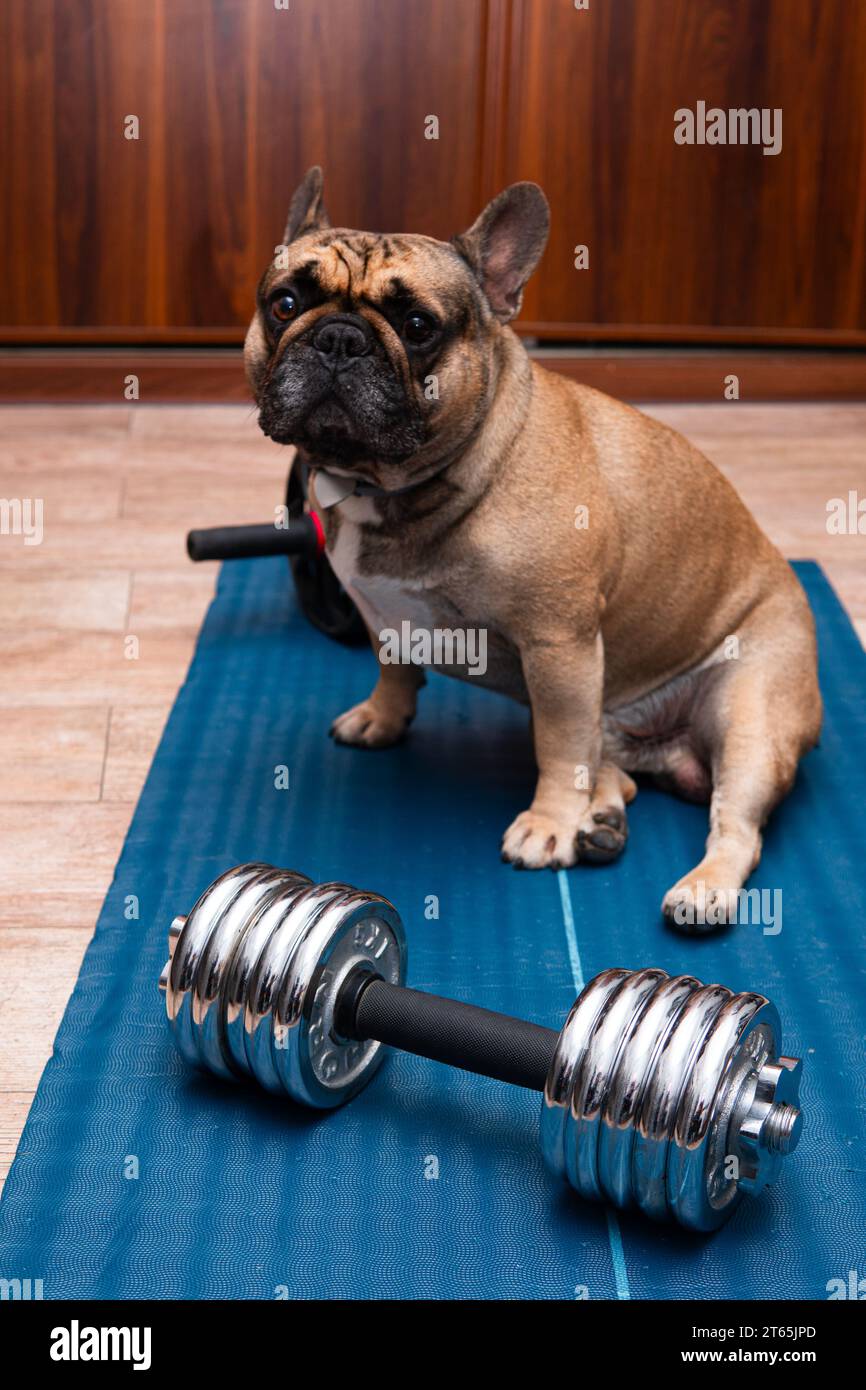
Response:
[313,315,371,364]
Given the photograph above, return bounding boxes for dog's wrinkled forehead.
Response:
[258,229,479,324]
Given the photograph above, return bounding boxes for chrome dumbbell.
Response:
[159,863,803,1232]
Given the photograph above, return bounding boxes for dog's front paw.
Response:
[330,700,409,749]
[501,809,581,870]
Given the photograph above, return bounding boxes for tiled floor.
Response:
[0,400,864,1190]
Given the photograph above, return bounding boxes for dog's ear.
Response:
[283,166,330,242]
[452,182,549,322]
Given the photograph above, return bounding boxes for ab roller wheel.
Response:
[159,863,804,1233]
[282,463,366,644]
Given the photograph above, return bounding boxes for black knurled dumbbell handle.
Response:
[339,972,560,1092]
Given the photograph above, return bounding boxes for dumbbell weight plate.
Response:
[561,967,670,1204]
[630,981,736,1225]
[664,995,781,1232]
[540,968,632,1186]
[165,863,298,1079]
[596,972,701,1212]
[222,872,317,1080]
[246,881,406,1108]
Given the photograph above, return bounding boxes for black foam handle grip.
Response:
[349,977,559,1092]
[187,518,318,562]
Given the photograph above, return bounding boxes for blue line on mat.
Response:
[556,868,585,992]
[605,1210,632,1302]
[557,869,631,1301]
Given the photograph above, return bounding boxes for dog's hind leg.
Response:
[661,602,821,931]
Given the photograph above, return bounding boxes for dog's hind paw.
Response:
[662,877,740,934]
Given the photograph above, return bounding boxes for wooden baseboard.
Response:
[533,349,866,401]
[1,347,865,404]
[0,351,252,404]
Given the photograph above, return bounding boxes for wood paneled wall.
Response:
[1,0,865,345]
[0,0,489,341]
[498,0,866,343]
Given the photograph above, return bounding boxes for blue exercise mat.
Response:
[1,559,863,1300]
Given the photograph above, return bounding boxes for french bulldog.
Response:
[245,167,822,930]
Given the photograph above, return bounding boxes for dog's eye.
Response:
[403,311,438,346]
[271,293,298,323]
